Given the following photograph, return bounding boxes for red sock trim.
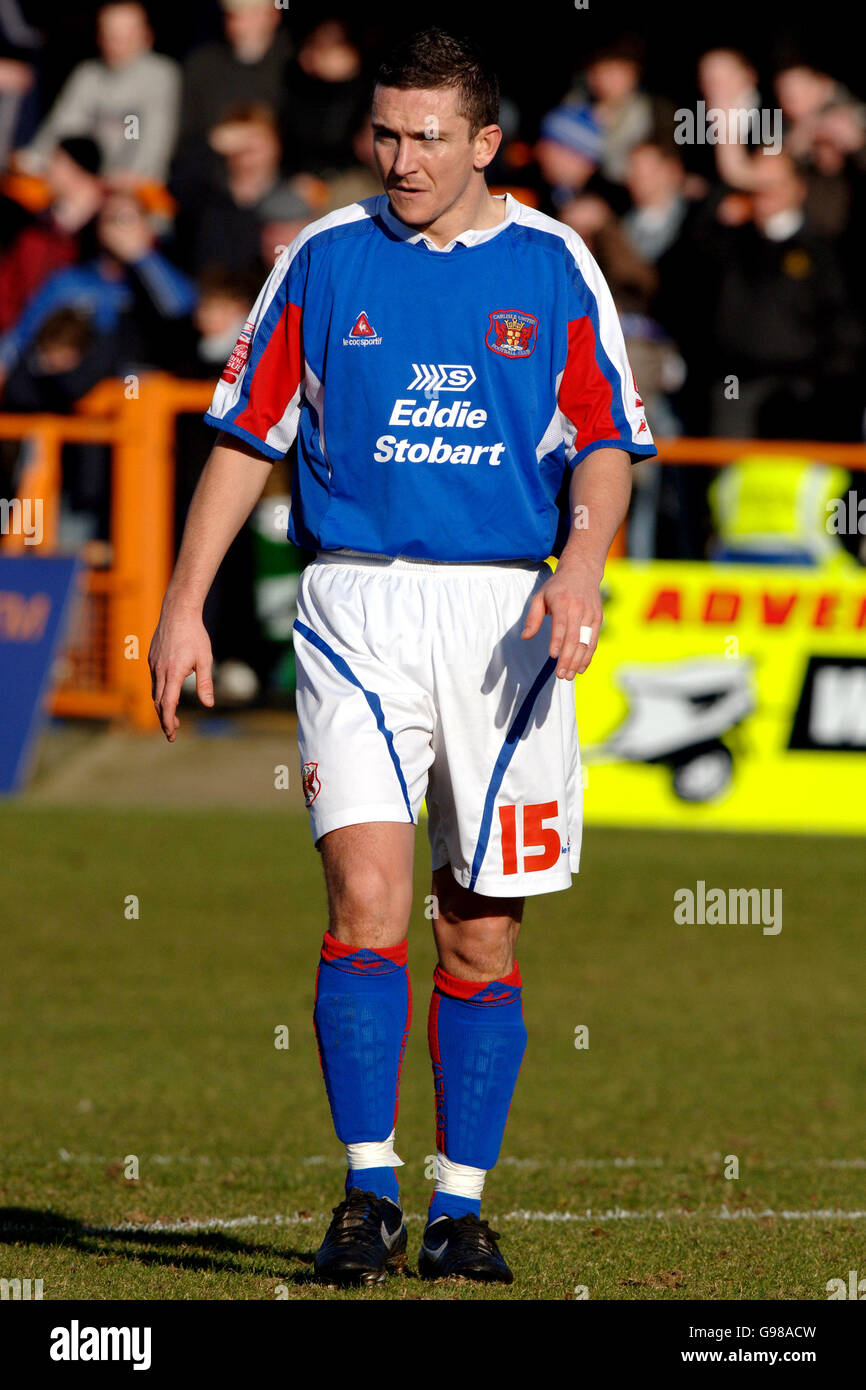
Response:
[433,960,522,999]
[392,968,412,1130]
[321,930,408,967]
[428,990,445,1151]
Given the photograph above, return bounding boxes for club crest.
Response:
[485,309,538,358]
[302,761,321,807]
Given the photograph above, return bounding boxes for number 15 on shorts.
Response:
[499,801,562,874]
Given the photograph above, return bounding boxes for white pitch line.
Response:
[5,1207,865,1239]
[503,1207,866,1223]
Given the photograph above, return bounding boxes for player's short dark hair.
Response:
[374,28,499,138]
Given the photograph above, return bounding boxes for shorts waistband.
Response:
[314,548,545,574]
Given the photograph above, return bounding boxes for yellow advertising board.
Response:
[575,561,866,834]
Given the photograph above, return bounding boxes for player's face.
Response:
[371,85,491,230]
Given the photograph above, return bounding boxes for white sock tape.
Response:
[435,1151,486,1199]
[345,1129,404,1170]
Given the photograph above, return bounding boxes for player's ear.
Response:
[473,123,502,171]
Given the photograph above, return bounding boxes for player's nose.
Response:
[392,138,419,175]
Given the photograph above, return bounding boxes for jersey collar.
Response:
[379,192,518,252]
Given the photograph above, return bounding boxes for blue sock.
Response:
[427,961,527,1222]
[428,1190,480,1222]
[346,1166,400,1203]
[314,932,411,1204]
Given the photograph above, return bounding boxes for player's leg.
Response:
[294,556,434,1283]
[312,822,415,1284]
[418,560,583,1283]
[317,820,414,1199]
[417,870,525,1284]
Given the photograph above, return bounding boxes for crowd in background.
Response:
[1,0,865,689]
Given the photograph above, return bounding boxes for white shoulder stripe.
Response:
[208,200,379,422]
[514,204,651,445]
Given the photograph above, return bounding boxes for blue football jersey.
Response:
[205,192,657,562]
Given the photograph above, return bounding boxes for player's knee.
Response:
[326,860,412,942]
[433,884,522,978]
[439,927,517,981]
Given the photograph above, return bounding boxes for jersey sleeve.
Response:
[204,238,307,460]
[557,233,658,467]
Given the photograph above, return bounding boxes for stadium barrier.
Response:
[1,381,866,731]
[0,374,211,729]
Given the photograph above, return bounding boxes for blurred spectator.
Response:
[176,0,290,155]
[535,104,604,209]
[172,103,311,275]
[699,47,761,114]
[257,184,314,272]
[180,267,261,376]
[2,307,130,548]
[559,36,676,187]
[696,47,769,191]
[2,305,122,411]
[0,0,41,162]
[320,112,381,212]
[559,192,657,309]
[670,149,864,439]
[16,2,180,184]
[281,19,367,176]
[0,189,196,387]
[621,140,688,261]
[0,136,103,332]
[795,102,866,240]
[775,63,863,154]
[584,37,659,182]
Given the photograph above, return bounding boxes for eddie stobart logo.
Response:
[486,309,538,357]
[374,395,505,467]
[372,364,507,467]
[50,1320,152,1370]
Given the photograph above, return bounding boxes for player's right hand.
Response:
[148,606,214,742]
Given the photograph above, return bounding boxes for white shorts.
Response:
[293,551,582,898]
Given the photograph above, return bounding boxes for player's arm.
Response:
[148,432,274,742]
[521,447,631,680]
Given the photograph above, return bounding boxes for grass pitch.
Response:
[1,803,863,1300]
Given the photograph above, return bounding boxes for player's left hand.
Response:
[521,557,603,679]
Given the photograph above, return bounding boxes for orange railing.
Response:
[0,374,213,728]
[2,385,866,726]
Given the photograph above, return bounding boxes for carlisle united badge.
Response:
[485,309,538,358]
[302,761,321,807]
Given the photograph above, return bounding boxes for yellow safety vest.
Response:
[708,455,857,569]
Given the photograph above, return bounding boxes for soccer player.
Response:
[149,28,656,1286]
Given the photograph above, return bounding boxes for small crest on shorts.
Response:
[485,309,538,358]
[302,761,321,807]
